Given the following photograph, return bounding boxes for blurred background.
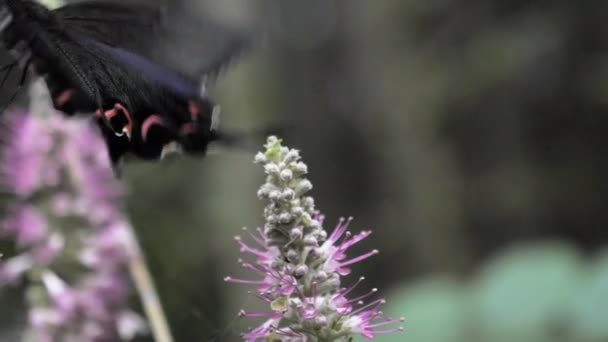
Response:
[3,0,608,341]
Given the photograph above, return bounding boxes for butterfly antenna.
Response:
[0,60,29,115]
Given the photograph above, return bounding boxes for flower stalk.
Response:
[227,136,404,341]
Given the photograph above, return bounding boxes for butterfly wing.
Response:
[73,38,217,159]
[2,1,240,165]
[53,1,254,82]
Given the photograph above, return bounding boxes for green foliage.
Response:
[569,251,608,341]
[367,277,470,342]
[356,242,608,342]
[473,242,583,342]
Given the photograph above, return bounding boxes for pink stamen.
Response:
[239,310,281,319]
[372,327,405,335]
[234,237,267,258]
[224,276,264,285]
[351,299,385,316]
[338,277,365,297]
[253,292,272,303]
[328,217,352,243]
[240,261,266,275]
[347,288,378,304]
[339,230,372,252]
[339,250,378,268]
[242,227,266,247]
[367,317,405,329]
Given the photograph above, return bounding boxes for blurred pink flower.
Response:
[0,110,145,341]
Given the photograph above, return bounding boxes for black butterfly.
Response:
[0,0,252,167]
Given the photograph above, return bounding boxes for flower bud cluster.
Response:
[227,137,403,341]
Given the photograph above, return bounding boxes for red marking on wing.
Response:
[141,115,163,142]
[188,100,200,121]
[114,103,133,138]
[54,89,75,108]
[104,108,119,120]
[97,103,134,138]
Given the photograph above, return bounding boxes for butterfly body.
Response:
[0,0,248,166]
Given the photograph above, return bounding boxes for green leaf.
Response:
[355,276,470,342]
[568,250,608,341]
[473,242,583,340]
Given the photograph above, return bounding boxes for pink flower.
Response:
[320,217,378,276]
[227,137,403,340]
[344,304,405,339]
[2,205,48,246]
[0,110,146,340]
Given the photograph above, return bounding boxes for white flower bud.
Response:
[291,206,304,217]
[279,212,292,224]
[290,227,303,240]
[267,214,278,224]
[294,162,308,174]
[302,196,315,209]
[281,189,295,201]
[295,180,313,196]
[268,190,281,201]
[326,277,341,290]
[254,152,267,164]
[264,163,280,175]
[303,236,318,246]
[300,212,312,225]
[279,147,289,157]
[294,265,308,278]
[270,259,283,270]
[257,188,268,199]
[284,150,300,163]
[286,249,299,262]
[313,271,328,282]
[279,169,293,182]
